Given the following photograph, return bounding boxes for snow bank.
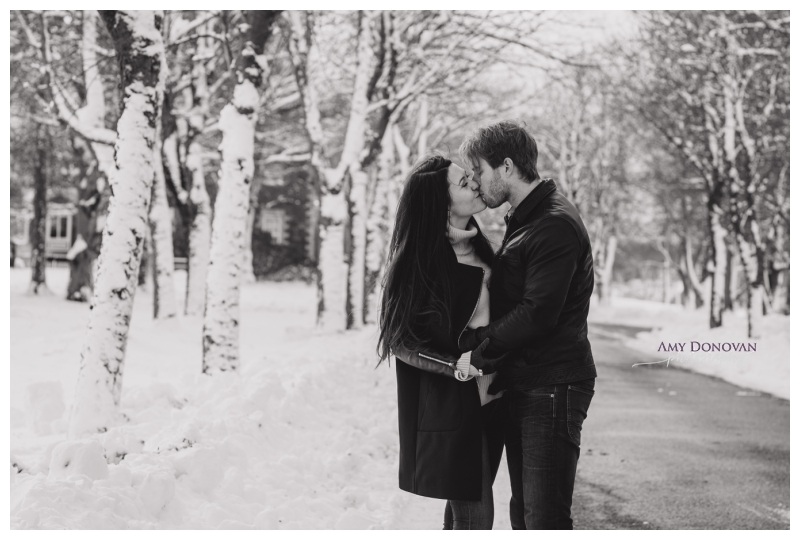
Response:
[11,269,788,529]
[10,268,408,529]
[589,295,789,399]
[25,382,66,436]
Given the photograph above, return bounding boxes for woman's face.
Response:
[447,163,486,220]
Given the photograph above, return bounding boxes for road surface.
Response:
[391,323,790,529]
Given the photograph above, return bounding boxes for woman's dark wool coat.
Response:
[394,240,501,502]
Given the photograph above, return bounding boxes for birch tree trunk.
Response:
[241,175,259,284]
[723,246,735,310]
[678,255,695,308]
[185,139,211,316]
[28,124,49,295]
[202,66,259,373]
[415,93,429,156]
[162,131,188,204]
[183,34,212,316]
[390,123,411,237]
[70,10,165,437]
[306,175,321,264]
[596,235,617,304]
[346,168,368,328]
[317,188,349,330]
[364,129,394,325]
[680,233,704,308]
[67,10,114,301]
[707,197,727,327]
[138,228,150,287]
[735,239,764,338]
[202,10,280,373]
[287,10,373,332]
[148,120,178,319]
[681,199,706,308]
[28,8,114,301]
[769,225,789,315]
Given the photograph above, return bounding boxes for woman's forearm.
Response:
[391,342,460,379]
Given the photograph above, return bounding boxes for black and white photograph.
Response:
[7,7,792,530]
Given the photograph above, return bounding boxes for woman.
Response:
[377,155,505,529]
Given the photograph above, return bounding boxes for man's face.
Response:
[471,157,508,209]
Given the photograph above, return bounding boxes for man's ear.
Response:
[503,157,514,178]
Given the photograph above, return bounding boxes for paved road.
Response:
[391,325,790,530]
[572,325,790,529]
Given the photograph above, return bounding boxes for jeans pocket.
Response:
[567,385,594,447]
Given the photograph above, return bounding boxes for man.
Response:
[458,120,597,530]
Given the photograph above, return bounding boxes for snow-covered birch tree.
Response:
[182,32,214,316]
[202,10,282,374]
[29,123,50,295]
[69,10,166,437]
[66,11,116,301]
[14,10,117,301]
[285,11,372,331]
[629,10,789,332]
[348,10,548,327]
[148,108,178,319]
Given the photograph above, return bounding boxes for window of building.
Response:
[46,213,72,241]
[259,209,286,245]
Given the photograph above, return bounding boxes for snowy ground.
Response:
[10,269,788,529]
[588,296,789,400]
[10,267,458,529]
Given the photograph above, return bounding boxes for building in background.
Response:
[11,170,317,280]
[10,190,77,266]
[250,167,316,280]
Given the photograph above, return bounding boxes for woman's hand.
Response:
[468,365,482,378]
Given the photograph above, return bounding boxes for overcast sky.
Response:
[539,10,639,49]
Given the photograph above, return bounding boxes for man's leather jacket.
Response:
[462,179,597,391]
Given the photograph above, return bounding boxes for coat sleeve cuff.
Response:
[456,353,471,380]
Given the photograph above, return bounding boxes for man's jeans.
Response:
[505,377,595,529]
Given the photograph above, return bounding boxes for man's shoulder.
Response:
[504,211,585,260]
[516,198,581,235]
[540,193,590,238]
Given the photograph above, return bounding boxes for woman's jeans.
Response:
[442,396,506,530]
[505,377,595,529]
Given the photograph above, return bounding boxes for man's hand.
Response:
[458,327,485,352]
[469,337,490,368]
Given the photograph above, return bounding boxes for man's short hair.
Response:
[459,120,540,183]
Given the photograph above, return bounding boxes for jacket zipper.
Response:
[418,352,454,368]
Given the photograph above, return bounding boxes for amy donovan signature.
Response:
[632,342,756,367]
[655,341,756,353]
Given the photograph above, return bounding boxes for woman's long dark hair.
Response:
[377,155,495,363]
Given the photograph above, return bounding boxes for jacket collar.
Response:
[504,178,557,226]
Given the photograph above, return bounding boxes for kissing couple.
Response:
[378,120,597,529]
